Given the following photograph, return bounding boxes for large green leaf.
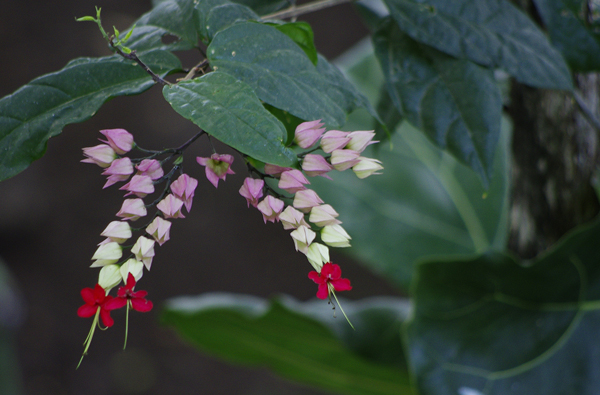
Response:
[383,0,572,90]
[208,22,377,127]
[163,71,297,166]
[126,0,199,51]
[533,0,600,71]
[268,21,319,65]
[373,18,502,185]
[231,0,290,16]
[162,293,413,395]
[312,118,509,290]
[195,0,259,42]
[0,50,181,182]
[405,217,600,395]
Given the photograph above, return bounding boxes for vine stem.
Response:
[263,0,354,20]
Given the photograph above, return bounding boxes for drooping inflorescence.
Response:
[77,121,382,364]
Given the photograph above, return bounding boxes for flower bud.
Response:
[116,198,147,221]
[305,243,330,271]
[157,194,185,219]
[102,157,134,188]
[320,130,350,153]
[81,144,116,168]
[90,242,122,267]
[290,225,316,254]
[352,157,384,179]
[136,159,164,180]
[257,196,285,223]
[98,264,122,293]
[99,128,134,155]
[278,170,310,194]
[132,236,155,270]
[119,258,144,282]
[119,175,154,197]
[170,174,198,212]
[346,131,377,153]
[294,120,325,148]
[309,204,341,227]
[146,217,171,246]
[264,164,291,177]
[292,189,324,213]
[279,206,309,230]
[321,224,352,248]
[330,149,361,171]
[302,154,333,178]
[239,177,264,208]
[100,221,132,244]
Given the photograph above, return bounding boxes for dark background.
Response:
[0,1,400,394]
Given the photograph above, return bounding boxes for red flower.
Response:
[308,262,352,300]
[105,273,153,312]
[77,284,116,327]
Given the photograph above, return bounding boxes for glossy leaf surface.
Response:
[163,71,297,166]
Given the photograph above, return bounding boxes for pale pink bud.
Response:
[157,194,185,219]
[116,198,147,221]
[100,221,132,244]
[136,159,164,180]
[239,177,264,207]
[264,164,291,177]
[279,206,309,230]
[301,154,333,178]
[352,157,384,179]
[101,157,134,188]
[197,153,235,188]
[290,225,316,254]
[119,175,154,197]
[294,120,325,148]
[146,217,171,246]
[330,149,361,171]
[309,204,341,227]
[119,258,144,282]
[90,242,122,267]
[320,130,350,153]
[170,174,198,212]
[346,131,377,153]
[305,243,330,270]
[321,224,352,248]
[257,196,285,223]
[81,144,116,168]
[99,128,134,155]
[292,189,324,213]
[131,236,155,270]
[278,170,310,194]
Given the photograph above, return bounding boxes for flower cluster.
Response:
[237,120,382,302]
[78,128,199,363]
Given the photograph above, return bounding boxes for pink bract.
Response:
[239,177,264,208]
[197,153,235,188]
[99,128,134,155]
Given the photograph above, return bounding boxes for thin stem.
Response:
[263,0,353,20]
[110,40,171,86]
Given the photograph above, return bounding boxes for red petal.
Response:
[308,271,324,284]
[331,278,352,292]
[100,308,114,327]
[126,273,136,290]
[77,304,98,318]
[316,283,329,299]
[328,264,342,280]
[80,287,96,304]
[93,284,107,303]
[131,290,148,298]
[104,297,127,311]
[131,298,153,312]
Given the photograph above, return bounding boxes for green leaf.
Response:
[162,293,414,395]
[373,18,502,185]
[231,0,290,15]
[263,103,304,146]
[0,50,181,182]
[208,22,378,127]
[268,21,319,65]
[533,0,600,72]
[405,217,600,395]
[195,0,259,42]
[163,71,297,166]
[126,0,199,51]
[383,0,573,90]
